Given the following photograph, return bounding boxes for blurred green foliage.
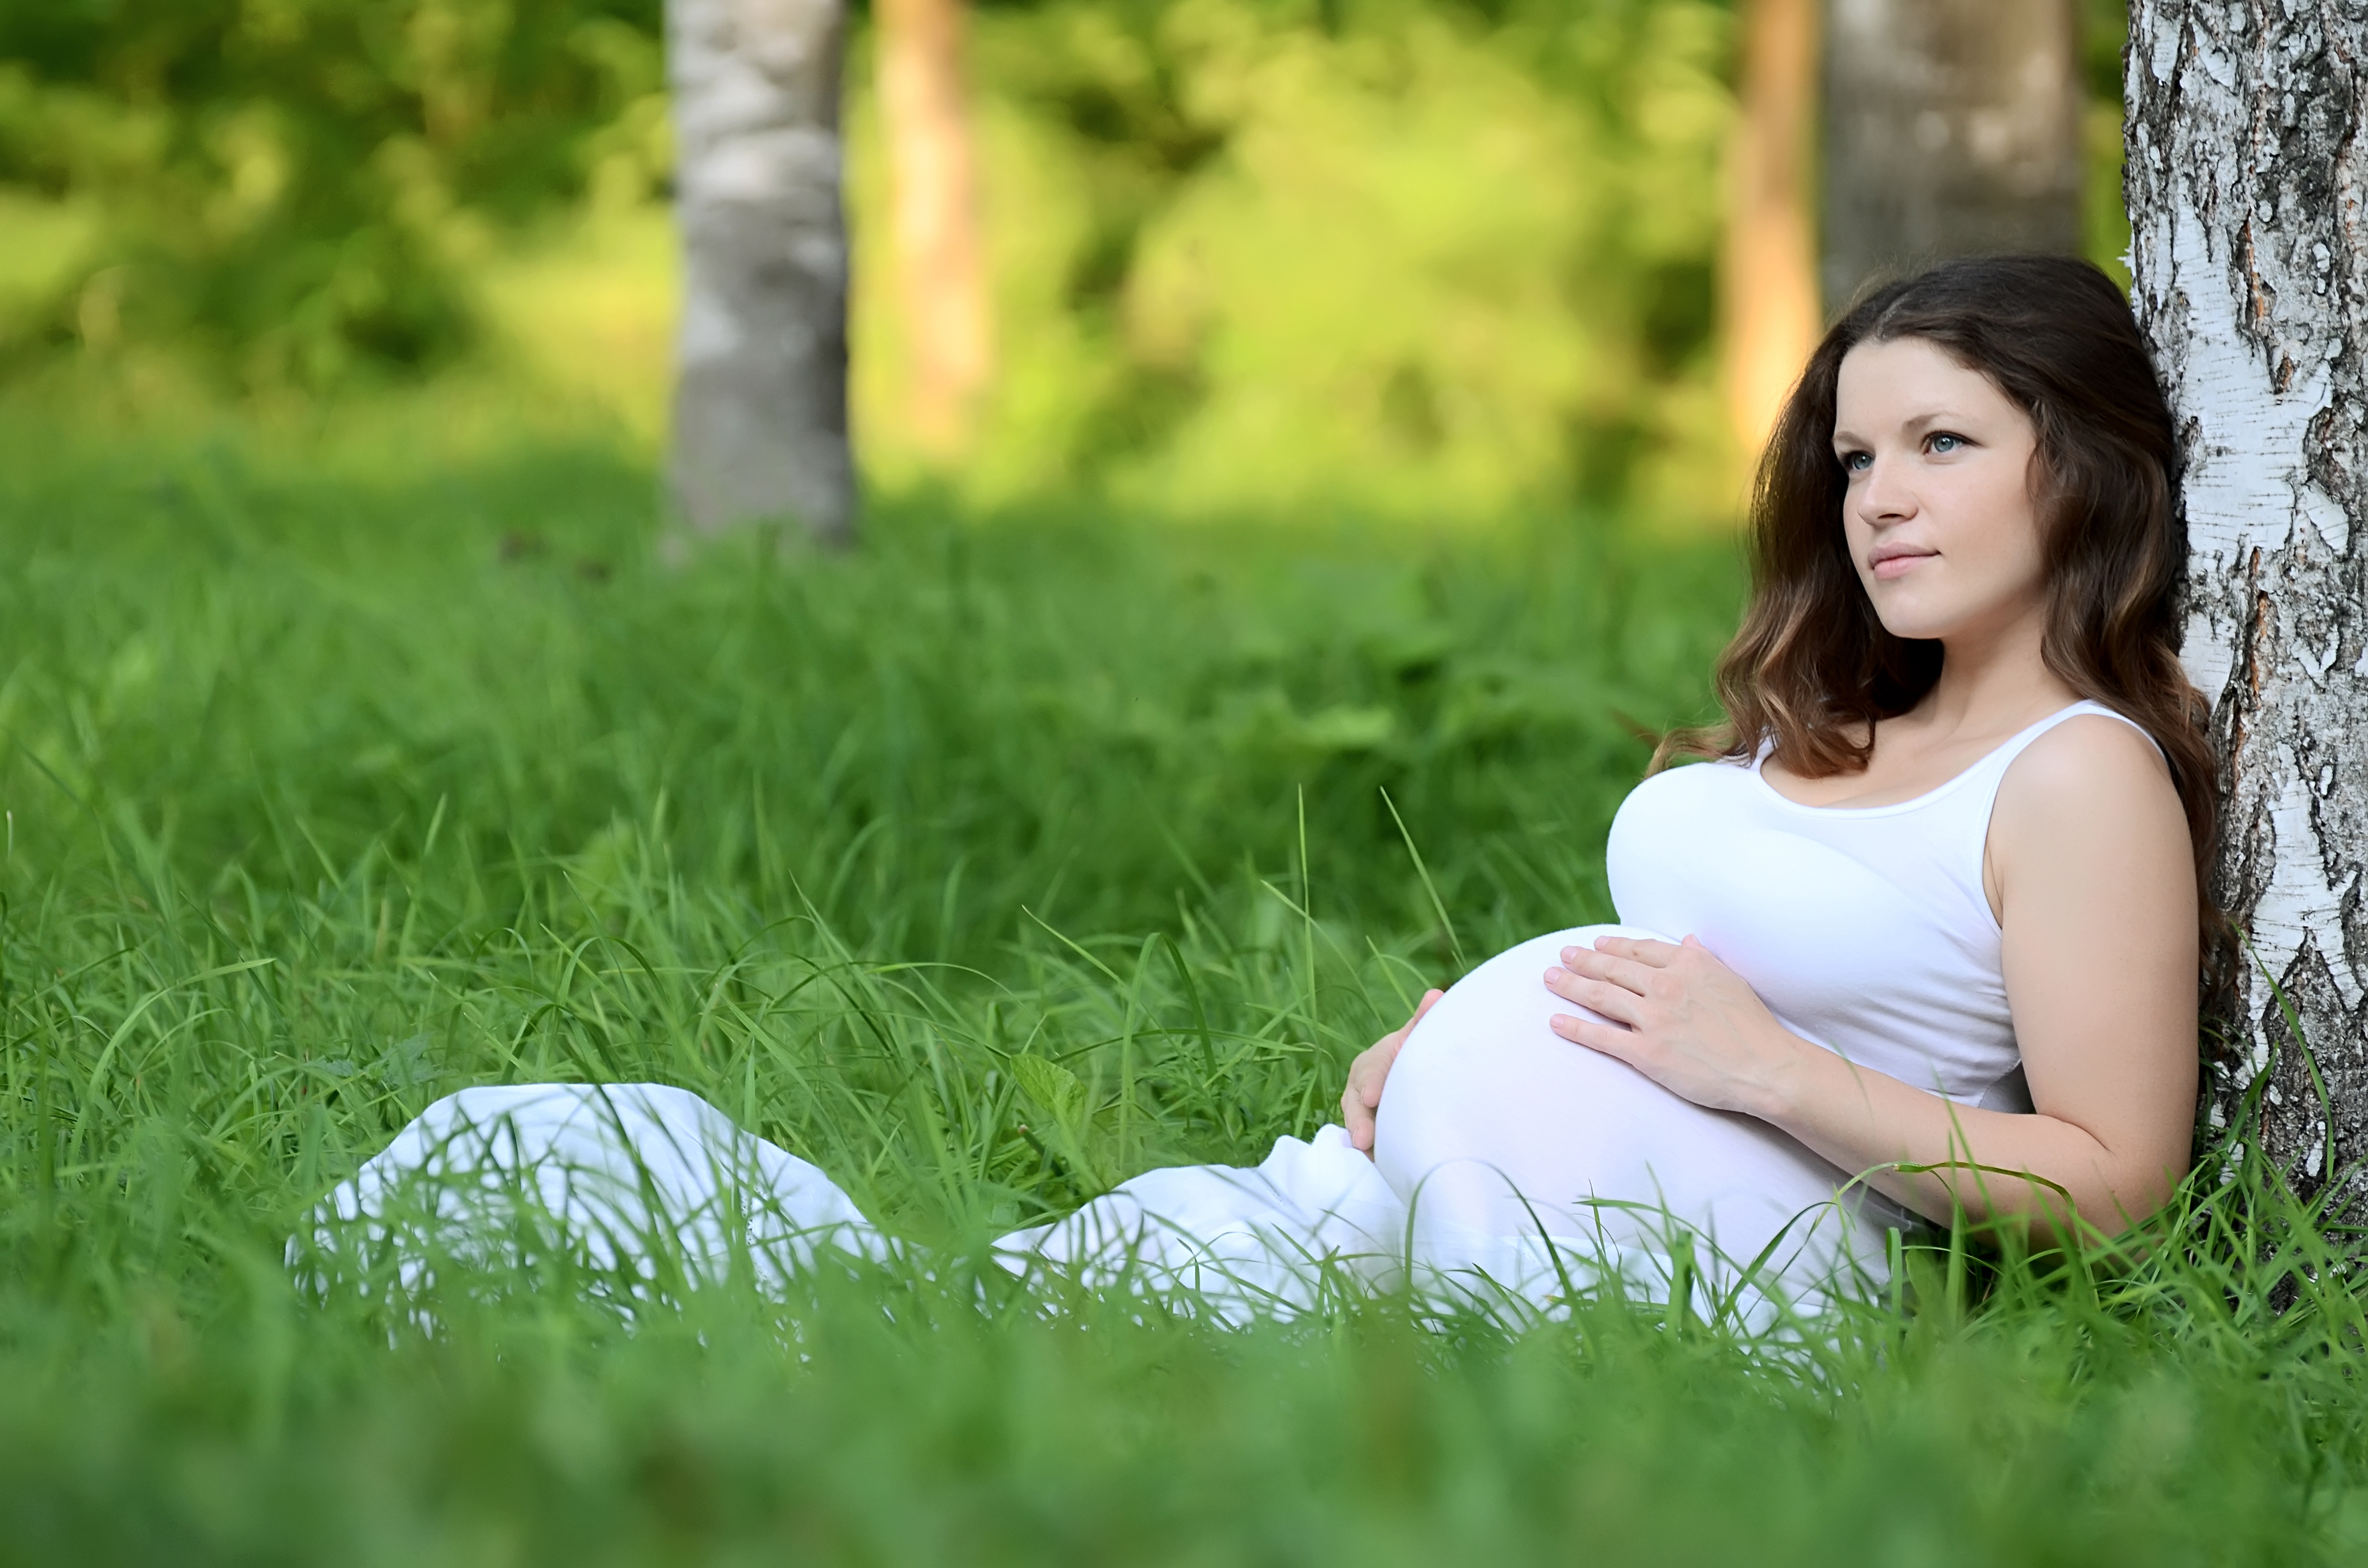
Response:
[867,0,1739,518]
[2078,0,2132,287]
[0,0,1742,516]
[0,0,669,387]
[0,0,2134,515]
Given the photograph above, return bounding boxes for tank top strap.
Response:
[1740,702,2156,821]
[1942,700,2156,896]
[1976,699,2157,784]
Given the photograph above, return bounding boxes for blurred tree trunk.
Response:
[2127,1,2368,1202]
[667,0,856,546]
[1723,0,1821,456]
[1821,0,2084,314]
[877,0,991,456]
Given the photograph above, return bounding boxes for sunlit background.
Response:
[0,0,2129,526]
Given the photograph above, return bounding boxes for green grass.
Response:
[3,411,2367,1565]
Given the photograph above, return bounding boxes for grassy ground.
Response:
[3,411,2366,1564]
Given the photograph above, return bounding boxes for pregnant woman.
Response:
[317,256,2211,1320]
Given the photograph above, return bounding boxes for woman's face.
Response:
[1830,336,2047,646]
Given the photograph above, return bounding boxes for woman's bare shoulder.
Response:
[1991,711,2185,863]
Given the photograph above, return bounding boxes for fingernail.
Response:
[1544,967,1565,983]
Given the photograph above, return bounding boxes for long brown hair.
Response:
[1660,255,2218,937]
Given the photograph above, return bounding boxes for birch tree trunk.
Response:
[667,0,856,545]
[1821,0,2084,314]
[1723,0,1822,454]
[2127,1,2368,1201]
[877,0,991,456]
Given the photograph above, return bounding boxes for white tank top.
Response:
[1603,700,2150,1113]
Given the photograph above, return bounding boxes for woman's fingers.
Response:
[1557,945,1656,996]
[1551,1010,1643,1064]
[1343,1083,1376,1152]
[1341,989,1442,1157]
[1575,935,1679,968]
[1341,1051,1384,1151]
[1542,965,1642,1025]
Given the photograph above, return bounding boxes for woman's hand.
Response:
[1341,989,1443,1156]
[1543,935,1806,1118]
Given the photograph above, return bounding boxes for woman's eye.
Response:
[1928,433,1963,453]
[1840,451,1871,473]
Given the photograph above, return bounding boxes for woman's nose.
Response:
[1856,453,1916,519]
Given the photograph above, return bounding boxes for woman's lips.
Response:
[1869,549,1935,581]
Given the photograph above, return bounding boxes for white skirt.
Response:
[309,926,1892,1323]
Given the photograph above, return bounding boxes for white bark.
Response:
[2127,0,2368,1197]
[667,0,855,544]
[1821,0,2084,313]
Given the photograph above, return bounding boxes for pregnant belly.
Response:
[1372,925,1885,1289]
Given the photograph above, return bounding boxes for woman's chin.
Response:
[1866,595,1963,644]
[1865,576,2046,648]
